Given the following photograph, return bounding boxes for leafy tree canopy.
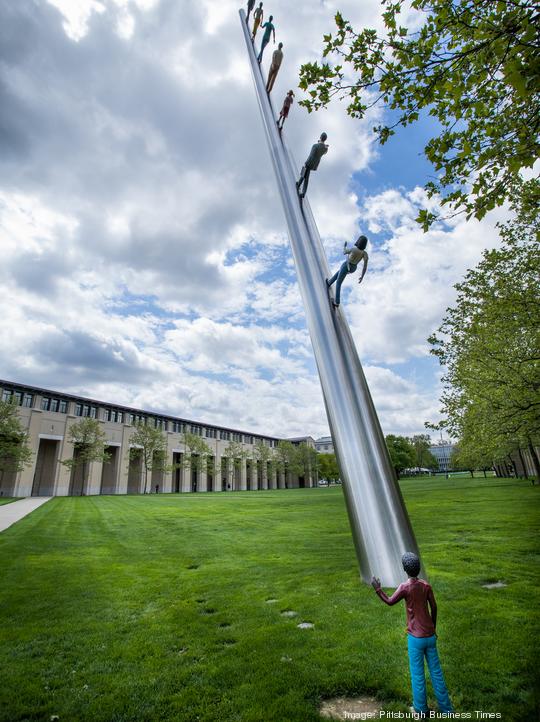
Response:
[410,434,439,469]
[318,452,340,481]
[428,219,540,472]
[385,434,416,476]
[62,418,110,470]
[130,422,169,493]
[299,0,540,228]
[0,399,32,474]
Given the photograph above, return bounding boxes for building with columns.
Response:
[0,380,316,497]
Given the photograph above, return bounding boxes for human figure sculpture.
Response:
[251,2,263,41]
[326,235,368,308]
[246,0,255,25]
[257,15,275,64]
[296,132,328,198]
[277,90,294,130]
[371,553,454,717]
[266,42,283,92]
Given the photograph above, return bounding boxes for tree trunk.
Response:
[517,447,528,479]
[528,441,540,485]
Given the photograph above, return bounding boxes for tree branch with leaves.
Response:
[299,0,539,229]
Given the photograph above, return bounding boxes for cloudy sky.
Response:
[0,0,506,440]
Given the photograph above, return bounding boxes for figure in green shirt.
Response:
[257,15,275,64]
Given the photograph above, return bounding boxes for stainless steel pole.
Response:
[239,10,424,585]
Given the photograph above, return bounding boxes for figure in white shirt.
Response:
[326,235,369,308]
[266,42,283,92]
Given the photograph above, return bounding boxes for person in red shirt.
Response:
[371,552,454,717]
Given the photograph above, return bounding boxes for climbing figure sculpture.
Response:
[251,2,263,41]
[246,0,255,25]
[296,132,328,198]
[326,235,368,308]
[257,15,275,64]
[266,42,283,92]
[277,90,294,130]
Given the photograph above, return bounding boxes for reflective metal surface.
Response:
[239,10,424,585]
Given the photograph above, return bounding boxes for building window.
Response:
[76,404,98,418]
[106,408,124,423]
[233,432,243,443]
[59,400,68,414]
[171,421,185,433]
[220,430,230,441]
[4,390,29,406]
[154,418,167,430]
[205,427,216,439]
[244,435,253,445]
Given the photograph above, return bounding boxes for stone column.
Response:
[16,410,43,496]
[239,457,247,491]
[55,416,77,496]
[116,426,133,495]
[182,453,192,493]
[87,458,104,495]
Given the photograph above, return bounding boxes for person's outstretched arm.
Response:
[371,577,406,605]
[358,255,368,283]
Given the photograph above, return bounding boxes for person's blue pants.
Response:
[407,634,453,714]
[257,37,269,63]
[327,261,354,304]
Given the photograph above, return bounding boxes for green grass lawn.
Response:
[0,497,22,505]
[1,477,538,721]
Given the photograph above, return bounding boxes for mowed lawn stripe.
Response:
[0,478,538,721]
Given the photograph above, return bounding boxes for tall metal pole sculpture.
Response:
[240,10,423,586]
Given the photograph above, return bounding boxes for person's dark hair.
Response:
[355,235,368,250]
[269,14,273,20]
[320,132,328,142]
[402,552,421,577]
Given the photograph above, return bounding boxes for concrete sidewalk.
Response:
[0,497,52,533]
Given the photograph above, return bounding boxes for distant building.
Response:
[315,436,334,454]
[429,440,456,472]
[288,436,316,449]
[0,379,317,497]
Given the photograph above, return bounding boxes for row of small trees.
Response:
[385,434,438,478]
[0,403,321,495]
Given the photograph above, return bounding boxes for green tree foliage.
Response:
[318,452,340,482]
[295,443,320,483]
[222,440,248,488]
[299,0,540,228]
[181,432,214,478]
[429,222,540,478]
[411,434,438,470]
[129,422,169,494]
[0,399,32,485]
[62,418,110,496]
[450,443,493,477]
[253,439,278,481]
[385,434,415,477]
[275,440,300,481]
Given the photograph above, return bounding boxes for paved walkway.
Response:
[0,497,52,533]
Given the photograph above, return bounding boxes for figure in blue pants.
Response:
[257,15,275,63]
[326,235,368,308]
[372,553,454,717]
